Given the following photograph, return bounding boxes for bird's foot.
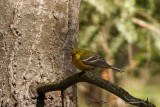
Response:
[79,71,86,75]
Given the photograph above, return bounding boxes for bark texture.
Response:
[0,0,80,106]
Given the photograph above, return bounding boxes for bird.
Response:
[71,48,124,73]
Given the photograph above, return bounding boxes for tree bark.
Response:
[0,0,80,107]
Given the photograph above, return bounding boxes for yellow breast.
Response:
[72,54,94,71]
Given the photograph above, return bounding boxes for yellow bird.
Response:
[71,48,124,72]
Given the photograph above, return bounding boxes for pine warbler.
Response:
[71,48,123,72]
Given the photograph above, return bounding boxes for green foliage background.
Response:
[78,0,160,107]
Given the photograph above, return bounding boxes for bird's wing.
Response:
[81,53,124,72]
[81,54,110,68]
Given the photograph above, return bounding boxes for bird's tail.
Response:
[110,66,124,73]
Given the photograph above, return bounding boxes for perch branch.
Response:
[35,72,155,107]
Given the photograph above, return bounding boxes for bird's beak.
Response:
[70,51,73,57]
[71,53,73,56]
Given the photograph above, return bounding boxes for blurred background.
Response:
[77,0,160,107]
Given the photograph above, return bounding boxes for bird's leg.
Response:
[80,71,86,75]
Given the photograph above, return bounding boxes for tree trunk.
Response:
[0,0,80,106]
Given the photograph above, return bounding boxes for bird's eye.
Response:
[74,51,78,55]
[72,51,78,56]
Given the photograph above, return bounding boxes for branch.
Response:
[132,17,160,36]
[31,72,156,107]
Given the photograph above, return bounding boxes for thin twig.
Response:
[61,90,64,107]
[132,17,160,36]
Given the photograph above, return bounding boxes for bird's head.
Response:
[71,48,82,57]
